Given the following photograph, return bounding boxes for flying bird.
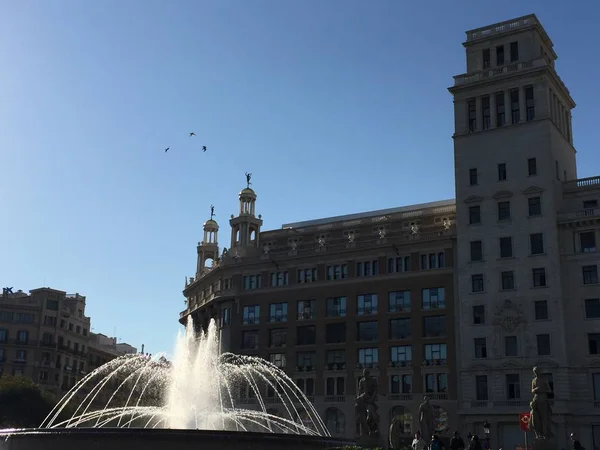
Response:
[202,146,207,152]
[165,147,170,153]
[189,132,196,137]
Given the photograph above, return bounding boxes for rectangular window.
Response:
[534,301,549,320]
[242,305,260,325]
[326,349,346,365]
[269,328,287,348]
[585,299,600,319]
[326,377,346,396]
[530,233,545,255]
[220,308,231,328]
[270,271,289,287]
[297,299,316,320]
[422,316,446,338]
[46,299,59,311]
[295,378,315,396]
[326,323,346,344]
[422,288,446,310]
[469,206,481,225]
[16,330,28,344]
[388,291,411,313]
[528,197,542,216]
[593,374,600,401]
[506,374,521,399]
[243,275,262,290]
[533,268,547,287]
[499,237,513,258]
[483,48,491,69]
[242,330,259,350]
[425,373,448,393]
[390,374,412,394]
[471,274,484,293]
[389,318,412,339]
[269,353,286,368]
[583,200,599,209]
[583,266,599,285]
[526,86,535,121]
[296,351,316,369]
[326,297,346,317]
[476,375,488,401]
[424,343,447,361]
[496,92,505,126]
[496,45,505,66]
[357,294,378,315]
[498,201,511,221]
[510,41,519,62]
[470,241,483,261]
[511,89,520,124]
[528,158,538,176]
[468,99,477,132]
[497,163,507,181]
[505,336,518,356]
[473,305,485,324]
[356,260,379,277]
[590,333,600,354]
[297,326,316,345]
[358,348,379,366]
[326,264,348,280]
[537,334,551,355]
[357,321,379,342]
[388,256,411,273]
[297,267,318,283]
[269,303,288,323]
[482,96,491,130]
[390,345,412,364]
[469,168,478,186]
[501,271,515,290]
[474,338,487,358]
[16,349,27,361]
[580,231,597,253]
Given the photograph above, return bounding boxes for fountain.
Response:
[0,319,352,450]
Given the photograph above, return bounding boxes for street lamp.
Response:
[483,421,491,436]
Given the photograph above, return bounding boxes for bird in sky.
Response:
[189,132,196,137]
[165,147,170,153]
[202,146,207,152]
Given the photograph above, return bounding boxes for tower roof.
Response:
[239,187,257,198]
[203,218,219,230]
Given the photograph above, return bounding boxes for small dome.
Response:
[239,187,256,198]
[203,218,219,230]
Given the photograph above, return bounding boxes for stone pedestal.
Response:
[532,438,557,450]
[356,432,383,449]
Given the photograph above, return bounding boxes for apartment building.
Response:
[450,14,600,450]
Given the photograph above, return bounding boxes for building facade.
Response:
[450,14,600,450]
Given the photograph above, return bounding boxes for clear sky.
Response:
[1,0,599,355]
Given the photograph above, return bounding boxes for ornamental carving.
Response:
[492,299,526,332]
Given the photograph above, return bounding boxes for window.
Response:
[389,291,411,313]
[357,294,378,315]
[422,288,445,310]
[326,377,346,396]
[297,300,315,320]
[498,201,511,221]
[526,86,535,120]
[297,326,316,345]
[468,99,477,132]
[296,351,315,369]
[424,343,447,361]
[555,160,560,180]
[499,237,513,258]
[269,328,287,348]
[533,268,547,287]
[528,197,542,216]
[496,45,505,66]
[298,268,317,283]
[590,333,600,354]
[326,323,346,344]
[511,89,520,124]
[580,231,597,253]
[242,305,260,325]
[295,377,315,395]
[482,48,490,69]
[68,323,74,332]
[537,334,551,355]
[474,338,487,358]
[534,301,549,320]
[269,303,288,323]
[469,168,478,186]
[389,318,412,339]
[476,375,488,401]
[325,408,345,435]
[326,349,346,365]
[425,373,448,393]
[356,260,379,277]
[269,353,286,368]
[584,200,599,209]
[470,241,483,261]
[496,92,505,126]
[593,373,600,401]
[584,266,599,285]
[473,305,485,324]
[15,313,34,324]
[270,271,289,287]
[358,348,378,366]
[16,349,27,361]
[0,312,14,322]
[482,96,491,130]
[469,206,481,225]
[46,299,59,311]
[357,322,378,342]
[16,330,28,344]
[220,308,231,328]
[388,256,411,273]
[390,345,412,364]
[326,297,346,317]
[390,374,412,394]
[423,316,446,337]
[243,274,262,290]
[585,299,600,319]
[327,264,348,280]
[471,274,484,293]
[496,163,507,182]
[505,336,518,357]
[501,271,515,290]
[510,41,519,62]
[530,233,544,254]
[506,374,521,399]
[528,158,538,176]
[242,330,259,350]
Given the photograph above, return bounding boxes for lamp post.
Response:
[483,421,491,450]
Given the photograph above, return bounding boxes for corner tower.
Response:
[196,206,219,279]
[229,173,263,255]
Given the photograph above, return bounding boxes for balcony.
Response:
[325,395,346,403]
[564,176,600,193]
[558,208,600,223]
[454,59,540,87]
[388,393,413,401]
[426,393,449,401]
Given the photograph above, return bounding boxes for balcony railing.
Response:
[559,208,600,222]
[324,395,346,403]
[388,393,413,401]
[564,176,600,192]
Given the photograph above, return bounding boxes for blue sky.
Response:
[1,1,599,354]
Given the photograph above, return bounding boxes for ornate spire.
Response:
[245,172,252,189]
[210,205,215,220]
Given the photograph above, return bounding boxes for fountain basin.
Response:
[0,428,353,450]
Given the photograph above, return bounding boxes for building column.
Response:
[519,86,526,123]
[490,93,497,129]
[475,96,482,131]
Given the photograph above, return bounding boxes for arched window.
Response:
[390,405,413,435]
[325,407,345,435]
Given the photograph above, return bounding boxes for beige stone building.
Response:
[450,14,600,450]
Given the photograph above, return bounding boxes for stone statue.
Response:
[210,205,215,220]
[530,366,554,440]
[245,172,252,188]
[418,395,435,443]
[389,415,403,449]
[355,369,380,436]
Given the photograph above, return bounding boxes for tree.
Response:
[0,376,56,428]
